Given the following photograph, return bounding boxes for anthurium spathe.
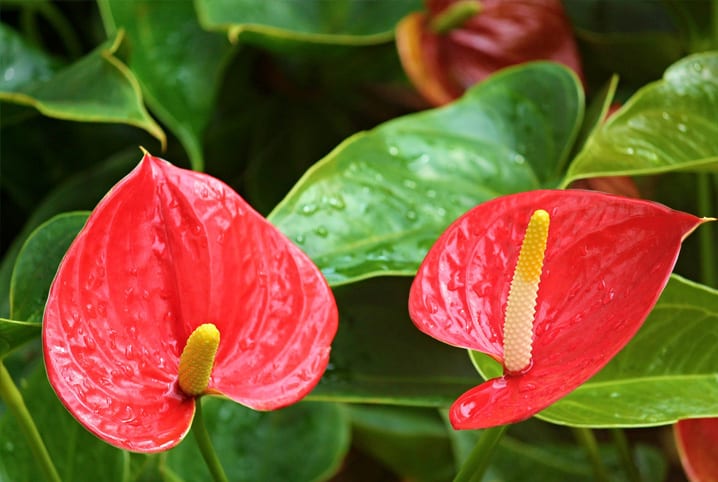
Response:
[675,418,718,481]
[42,152,338,452]
[396,0,583,106]
[408,190,708,429]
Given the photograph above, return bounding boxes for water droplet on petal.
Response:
[458,400,477,418]
[424,295,439,314]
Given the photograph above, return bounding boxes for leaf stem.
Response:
[453,425,507,482]
[611,429,642,482]
[572,427,611,482]
[192,397,228,482]
[697,173,717,287]
[0,361,62,482]
[430,1,482,34]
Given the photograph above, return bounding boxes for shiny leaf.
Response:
[43,153,338,452]
[675,418,718,482]
[0,22,60,92]
[566,51,718,183]
[0,364,128,482]
[0,29,164,144]
[195,0,421,45]
[270,62,583,286]
[99,0,233,170]
[165,399,350,482]
[409,190,706,429]
[523,275,718,427]
[11,212,88,323]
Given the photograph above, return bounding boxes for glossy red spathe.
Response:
[396,0,584,106]
[675,418,718,482]
[42,153,338,452]
[408,190,706,429]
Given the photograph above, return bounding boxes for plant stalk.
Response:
[0,361,62,482]
[453,425,507,482]
[192,397,228,482]
[611,429,642,482]
[572,427,611,482]
[430,0,482,34]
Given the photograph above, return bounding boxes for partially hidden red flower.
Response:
[675,418,718,481]
[408,190,708,429]
[43,153,338,452]
[396,0,584,106]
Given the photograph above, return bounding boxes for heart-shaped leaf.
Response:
[410,190,706,429]
[99,0,233,170]
[0,28,164,145]
[565,51,718,183]
[194,0,421,46]
[269,62,583,286]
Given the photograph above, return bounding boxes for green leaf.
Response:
[0,319,40,359]
[308,277,481,406]
[164,399,350,482]
[0,363,128,482]
[10,212,89,324]
[0,149,138,318]
[0,22,61,92]
[348,405,455,482]
[194,0,421,46]
[99,0,234,171]
[473,275,718,427]
[270,62,583,285]
[565,51,718,183]
[0,27,164,144]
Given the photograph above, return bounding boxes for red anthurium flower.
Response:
[675,418,718,481]
[43,153,338,452]
[396,0,584,106]
[409,190,707,429]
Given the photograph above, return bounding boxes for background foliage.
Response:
[1,1,717,481]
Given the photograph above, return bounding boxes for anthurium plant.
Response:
[1,1,717,482]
